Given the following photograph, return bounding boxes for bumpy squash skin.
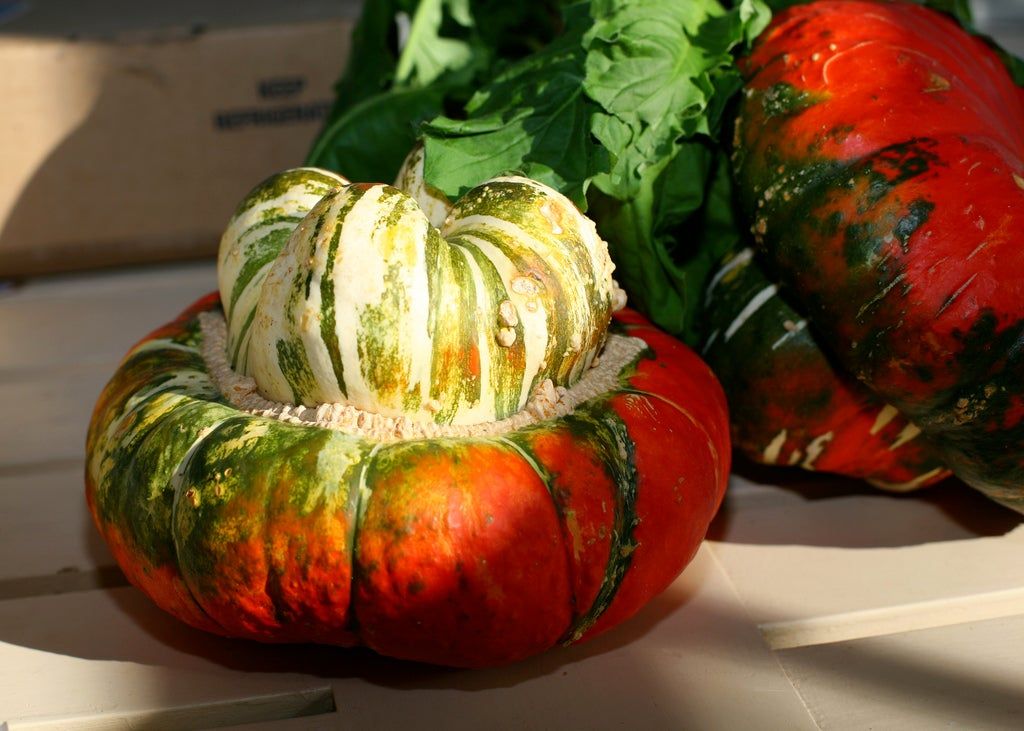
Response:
[732,0,1024,509]
[703,249,950,489]
[86,296,729,667]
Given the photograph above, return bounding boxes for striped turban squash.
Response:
[85,160,730,667]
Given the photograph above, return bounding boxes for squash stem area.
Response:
[199,312,646,442]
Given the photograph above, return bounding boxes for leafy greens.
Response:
[307,0,1013,345]
[308,0,769,345]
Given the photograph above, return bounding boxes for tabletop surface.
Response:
[4,7,1024,728]
[0,258,1022,730]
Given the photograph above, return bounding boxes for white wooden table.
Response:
[0,259,1021,730]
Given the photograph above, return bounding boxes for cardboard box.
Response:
[0,1,359,276]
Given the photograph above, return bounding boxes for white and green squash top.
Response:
[217,150,625,427]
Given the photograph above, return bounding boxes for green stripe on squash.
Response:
[218,167,349,364]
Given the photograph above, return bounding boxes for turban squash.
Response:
[86,158,730,667]
[705,0,1024,511]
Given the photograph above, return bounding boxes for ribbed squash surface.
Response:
[87,164,730,666]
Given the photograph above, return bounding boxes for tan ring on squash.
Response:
[200,310,646,442]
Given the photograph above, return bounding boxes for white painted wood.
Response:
[0,261,217,468]
[0,548,818,730]
[215,714,343,731]
[0,642,335,730]
[0,261,216,374]
[4,259,1024,727]
[0,260,215,303]
[776,614,1024,730]
[761,586,1024,650]
[0,463,116,590]
[709,474,1024,634]
[0,363,109,468]
[715,471,1023,546]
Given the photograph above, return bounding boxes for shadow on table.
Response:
[3,574,1022,728]
[3,503,718,694]
[771,622,1024,728]
[0,460,1018,724]
[100,575,696,690]
[708,456,1023,548]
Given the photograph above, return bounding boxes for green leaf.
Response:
[583,1,721,129]
[584,0,767,201]
[589,139,740,340]
[579,0,767,342]
[393,0,479,88]
[309,0,568,182]
[423,74,600,207]
[307,86,447,181]
[420,4,603,206]
[324,0,414,122]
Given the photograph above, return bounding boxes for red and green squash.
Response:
[86,163,730,667]
[703,246,950,490]
[725,0,1024,510]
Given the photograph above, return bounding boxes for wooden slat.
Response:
[708,472,1024,649]
[215,715,342,731]
[0,463,119,596]
[761,587,1024,650]
[776,614,1024,729]
[717,469,1023,547]
[0,262,218,470]
[0,642,335,731]
[0,364,110,468]
[0,260,215,302]
[0,548,818,730]
[0,261,216,374]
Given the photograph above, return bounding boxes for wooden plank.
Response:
[0,262,218,469]
[216,714,343,731]
[0,263,220,592]
[708,471,1024,649]
[0,642,335,731]
[0,548,818,730]
[761,587,1024,651]
[0,463,118,593]
[0,260,214,303]
[716,469,1023,547]
[0,364,109,469]
[0,261,216,373]
[776,614,1024,730]
[711,513,1024,627]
